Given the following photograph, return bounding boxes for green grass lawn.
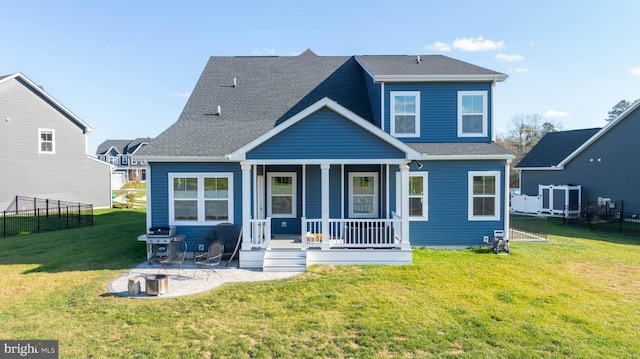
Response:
[0,212,639,358]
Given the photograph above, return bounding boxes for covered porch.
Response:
[237,162,415,269]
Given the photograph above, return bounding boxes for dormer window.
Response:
[390,91,420,137]
[458,91,488,137]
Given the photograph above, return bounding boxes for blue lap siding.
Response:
[392,160,506,247]
[247,108,404,160]
[384,82,494,143]
[149,162,243,251]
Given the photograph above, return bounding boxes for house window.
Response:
[468,171,500,221]
[38,129,55,153]
[169,173,233,225]
[108,156,119,165]
[349,172,378,218]
[267,173,296,218]
[390,91,420,137]
[409,173,428,220]
[458,91,488,137]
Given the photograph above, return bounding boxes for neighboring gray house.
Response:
[0,72,113,210]
[96,138,150,182]
[516,100,640,214]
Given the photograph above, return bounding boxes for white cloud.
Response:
[251,48,276,56]
[427,41,451,52]
[171,91,191,98]
[495,53,524,62]
[515,68,530,73]
[452,37,504,52]
[545,110,570,117]
[631,67,640,75]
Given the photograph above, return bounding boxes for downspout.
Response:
[491,79,497,142]
[380,82,385,131]
[505,159,512,239]
[146,163,152,228]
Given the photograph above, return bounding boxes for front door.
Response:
[348,172,379,218]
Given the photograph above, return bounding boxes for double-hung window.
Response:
[468,171,500,221]
[458,91,488,137]
[408,173,428,220]
[38,129,55,153]
[169,173,233,225]
[268,173,296,218]
[390,91,420,137]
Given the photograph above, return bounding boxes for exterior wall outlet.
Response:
[198,244,205,251]
[281,221,287,227]
[483,236,489,244]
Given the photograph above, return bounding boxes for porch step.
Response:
[263,249,307,272]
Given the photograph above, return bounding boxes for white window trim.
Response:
[395,171,429,221]
[168,172,234,225]
[468,171,500,221]
[390,91,420,138]
[38,128,55,154]
[267,172,297,218]
[349,172,379,218]
[457,91,488,137]
[409,172,428,221]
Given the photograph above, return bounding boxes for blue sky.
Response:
[2,1,639,154]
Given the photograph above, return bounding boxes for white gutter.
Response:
[373,74,508,83]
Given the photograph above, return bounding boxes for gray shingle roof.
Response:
[139,51,507,158]
[97,138,151,155]
[409,142,513,157]
[355,55,506,78]
[516,128,601,168]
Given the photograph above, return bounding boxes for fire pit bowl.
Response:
[146,274,168,296]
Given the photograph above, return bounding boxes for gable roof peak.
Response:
[299,48,317,57]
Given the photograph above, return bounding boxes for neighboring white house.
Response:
[0,72,113,210]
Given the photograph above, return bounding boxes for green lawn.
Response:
[0,211,639,358]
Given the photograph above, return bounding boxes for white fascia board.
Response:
[423,154,515,161]
[138,155,231,163]
[373,74,508,83]
[5,72,94,133]
[227,97,422,161]
[241,159,408,166]
[86,154,116,169]
[558,100,640,168]
[515,166,564,171]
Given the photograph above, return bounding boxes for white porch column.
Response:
[321,164,330,250]
[400,164,411,250]
[241,164,252,250]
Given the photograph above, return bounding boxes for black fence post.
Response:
[3,211,5,238]
[66,206,69,228]
[620,200,624,235]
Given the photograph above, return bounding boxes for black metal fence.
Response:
[510,214,547,240]
[1,196,93,238]
[563,200,640,237]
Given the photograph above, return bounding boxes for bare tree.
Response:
[497,114,561,187]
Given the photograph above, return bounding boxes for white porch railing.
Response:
[301,217,403,249]
[247,218,271,249]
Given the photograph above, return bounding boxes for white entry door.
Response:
[348,172,378,218]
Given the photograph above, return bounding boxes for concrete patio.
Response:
[108,260,302,299]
